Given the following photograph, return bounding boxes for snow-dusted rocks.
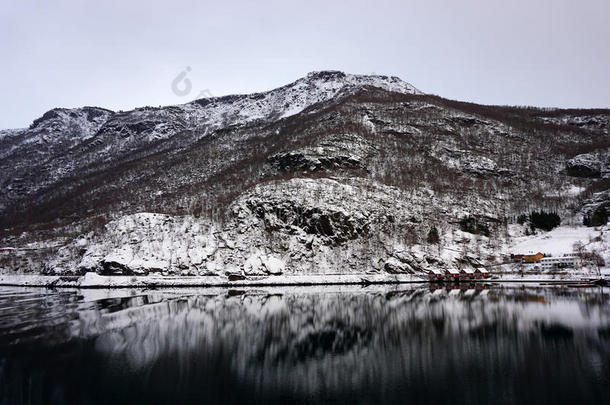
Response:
[1,169,506,278]
[383,257,414,274]
[565,152,608,178]
[581,190,610,226]
[268,134,372,173]
[269,150,362,172]
[436,147,509,177]
[231,177,412,246]
[261,255,285,275]
[242,254,285,275]
[76,213,218,276]
[48,177,476,277]
[540,113,610,135]
[223,177,500,276]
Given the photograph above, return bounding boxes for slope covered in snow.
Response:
[509,225,607,256]
[1,72,610,280]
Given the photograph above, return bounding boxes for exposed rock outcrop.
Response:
[435,147,511,177]
[268,134,372,173]
[566,152,607,178]
[75,213,219,276]
[540,114,610,134]
[582,190,610,226]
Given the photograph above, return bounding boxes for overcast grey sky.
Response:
[1,0,609,129]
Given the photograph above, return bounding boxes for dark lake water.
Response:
[0,284,609,405]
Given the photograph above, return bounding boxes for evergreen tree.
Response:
[459,216,490,236]
[529,211,560,231]
[427,226,440,244]
[586,206,608,227]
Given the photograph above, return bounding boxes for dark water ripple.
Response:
[0,284,609,404]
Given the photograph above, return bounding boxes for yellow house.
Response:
[522,252,544,263]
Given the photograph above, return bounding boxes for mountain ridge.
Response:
[1,70,421,133]
[0,71,422,219]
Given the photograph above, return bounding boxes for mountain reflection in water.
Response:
[0,284,609,405]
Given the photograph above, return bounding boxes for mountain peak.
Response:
[179,70,422,128]
[305,70,347,79]
[300,70,422,95]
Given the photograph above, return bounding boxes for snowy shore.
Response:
[0,271,606,289]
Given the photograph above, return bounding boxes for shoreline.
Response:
[0,272,606,289]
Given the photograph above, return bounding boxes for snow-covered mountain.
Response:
[1,71,609,279]
[0,71,420,214]
[1,71,420,144]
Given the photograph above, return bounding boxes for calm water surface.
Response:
[0,284,609,404]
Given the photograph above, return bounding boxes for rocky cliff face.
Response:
[44,177,496,276]
[565,151,610,178]
[1,71,609,278]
